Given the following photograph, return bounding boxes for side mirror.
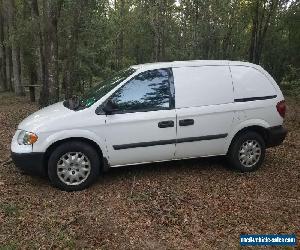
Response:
[102,100,118,115]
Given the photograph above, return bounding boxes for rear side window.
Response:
[109,68,173,112]
[230,66,276,100]
[173,66,233,108]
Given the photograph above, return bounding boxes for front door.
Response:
[104,68,176,166]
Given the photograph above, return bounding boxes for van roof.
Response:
[132,60,260,71]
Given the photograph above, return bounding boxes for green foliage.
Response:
[281,65,300,97]
[1,0,299,100]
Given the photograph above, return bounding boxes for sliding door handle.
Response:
[179,119,194,126]
[158,120,174,128]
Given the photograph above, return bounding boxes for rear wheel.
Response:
[48,141,100,191]
[227,131,265,172]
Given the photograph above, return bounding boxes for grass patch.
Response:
[0,203,20,217]
[0,242,18,250]
[57,231,76,249]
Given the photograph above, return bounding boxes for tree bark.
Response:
[116,0,125,68]
[193,0,200,58]
[20,49,27,87]
[249,0,279,64]
[31,0,45,100]
[4,24,12,91]
[0,1,7,91]
[11,45,23,95]
[5,0,24,95]
[32,0,63,107]
[62,1,83,99]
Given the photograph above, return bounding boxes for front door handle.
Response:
[158,120,174,128]
[179,119,194,126]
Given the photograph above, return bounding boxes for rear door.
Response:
[104,68,176,166]
[173,66,234,159]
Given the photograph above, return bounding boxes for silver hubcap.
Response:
[57,152,91,186]
[238,140,261,167]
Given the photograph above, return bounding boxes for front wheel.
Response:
[48,141,100,191]
[227,131,266,172]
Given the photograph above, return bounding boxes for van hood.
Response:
[18,102,74,132]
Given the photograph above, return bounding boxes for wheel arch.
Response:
[43,137,108,174]
[226,125,269,154]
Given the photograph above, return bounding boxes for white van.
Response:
[11,60,287,191]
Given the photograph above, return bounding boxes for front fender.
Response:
[32,129,108,158]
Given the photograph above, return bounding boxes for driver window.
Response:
[109,68,172,112]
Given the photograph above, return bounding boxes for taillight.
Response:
[276,100,286,118]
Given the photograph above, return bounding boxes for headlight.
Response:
[17,130,38,145]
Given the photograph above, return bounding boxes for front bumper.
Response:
[266,126,288,148]
[11,152,46,176]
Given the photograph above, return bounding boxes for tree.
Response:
[4,0,24,96]
[0,0,298,105]
[37,0,63,106]
[61,0,85,98]
[0,0,7,91]
[28,0,63,107]
[248,0,281,64]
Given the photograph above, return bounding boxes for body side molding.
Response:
[234,95,277,102]
[113,133,228,150]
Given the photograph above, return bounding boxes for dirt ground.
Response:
[0,92,299,249]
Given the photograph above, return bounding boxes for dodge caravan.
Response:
[11,60,287,191]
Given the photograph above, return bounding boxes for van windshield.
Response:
[64,68,136,110]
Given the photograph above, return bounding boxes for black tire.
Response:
[227,131,265,172]
[48,141,101,191]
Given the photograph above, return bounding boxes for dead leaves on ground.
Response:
[0,93,299,249]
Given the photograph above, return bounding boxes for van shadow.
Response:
[102,155,229,181]
[20,156,230,189]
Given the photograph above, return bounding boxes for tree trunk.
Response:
[4,23,12,91]
[20,49,27,87]
[31,0,45,99]
[11,45,23,95]
[5,0,24,95]
[249,0,279,64]
[193,0,200,58]
[0,1,7,91]
[116,0,125,68]
[29,67,37,102]
[62,1,83,99]
[38,0,62,107]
